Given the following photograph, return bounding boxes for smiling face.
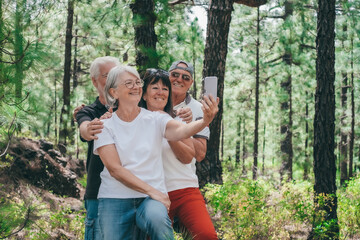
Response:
[143,80,170,111]
[169,63,193,98]
[109,71,143,106]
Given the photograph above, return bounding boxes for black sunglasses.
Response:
[170,71,191,81]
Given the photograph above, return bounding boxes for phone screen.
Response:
[203,76,218,99]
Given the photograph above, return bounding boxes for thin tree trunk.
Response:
[262,123,266,175]
[72,15,78,90]
[242,118,247,176]
[54,74,58,144]
[0,0,4,104]
[310,0,339,237]
[339,71,348,186]
[14,0,25,101]
[105,30,111,56]
[130,0,157,74]
[304,91,310,180]
[339,22,348,186]
[196,0,234,187]
[280,0,293,183]
[221,120,224,161]
[236,116,241,165]
[253,6,260,180]
[349,37,354,179]
[59,0,74,145]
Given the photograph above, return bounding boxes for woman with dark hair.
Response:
[93,65,218,240]
[140,68,218,240]
[139,68,175,117]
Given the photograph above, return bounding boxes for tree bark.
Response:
[196,0,234,187]
[0,0,5,104]
[59,0,74,145]
[304,91,310,181]
[242,118,247,176]
[253,6,260,180]
[130,0,157,74]
[349,37,354,179]
[221,120,224,161]
[279,0,293,183]
[311,0,339,237]
[339,22,348,186]
[262,123,266,174]
[339,71,348,186]
[235,117,241,165]
[14,0,25,102]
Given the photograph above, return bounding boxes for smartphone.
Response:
[203,76,218,99]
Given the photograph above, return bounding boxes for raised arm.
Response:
[165,96,218,142]
[97,144,170,209]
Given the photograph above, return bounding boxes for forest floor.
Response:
[1,137,360,239]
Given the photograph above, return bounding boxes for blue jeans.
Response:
[98,197,174,240]
[84,199,101,240]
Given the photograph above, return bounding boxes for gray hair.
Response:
[104,65,141,108]
[89,56,120,79]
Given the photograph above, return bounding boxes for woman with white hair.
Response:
[93,65,218,240]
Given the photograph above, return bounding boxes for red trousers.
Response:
[168,188,218,240]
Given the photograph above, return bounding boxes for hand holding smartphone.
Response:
[203,76,218,99]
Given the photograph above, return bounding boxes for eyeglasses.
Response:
[170,71,191,81]
[120,79,144,89]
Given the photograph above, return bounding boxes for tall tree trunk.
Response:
[54,74,58,144]
[105,30,111,56]
[304,91,310,180]
[339,73,348,186]
[0,0,4,103]
[130,0,157,74]
[235,116,241,165]
[59,0,74,145]
[311,0,339,237]
[14,0,25,100]
[339,23,348,186]
[262,123,266,175]
[253,6,260,180]
[196,0,234,187]
[242,118,247,176]
[221,120,224,161]
[279,0,293,183]
[72,15,78,91]
[349,37,354,179]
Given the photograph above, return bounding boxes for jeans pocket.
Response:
[85,218,95,240]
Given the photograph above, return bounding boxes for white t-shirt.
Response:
[93,108,172,199]
[163,94,210,192]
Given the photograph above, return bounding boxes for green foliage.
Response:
[204,169,315,239]
[338,175,360,238]
[0,200,31,238]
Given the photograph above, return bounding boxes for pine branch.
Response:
[0,206,31,239]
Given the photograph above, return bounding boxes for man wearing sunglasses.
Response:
[166,60,218,239]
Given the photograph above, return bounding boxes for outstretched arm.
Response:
[165,96,218,142]
[97,144,170,209]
